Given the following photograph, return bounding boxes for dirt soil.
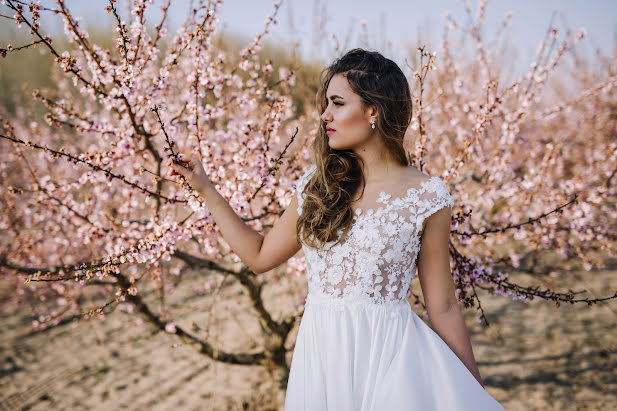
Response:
[1,264,615,410]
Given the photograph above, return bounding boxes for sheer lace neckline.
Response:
[352,176,438,219]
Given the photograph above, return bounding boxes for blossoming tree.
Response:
[1,0,616,387]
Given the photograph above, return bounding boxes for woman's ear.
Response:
[366,105,379,121]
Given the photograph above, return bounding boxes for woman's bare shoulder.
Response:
[400,165,431,183]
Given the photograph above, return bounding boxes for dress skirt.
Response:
[283,298,505,410]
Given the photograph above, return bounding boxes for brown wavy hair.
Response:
[296,48,413,249]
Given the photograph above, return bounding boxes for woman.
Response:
[170,48,504,410]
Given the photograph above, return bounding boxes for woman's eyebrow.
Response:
[328,94,344,100]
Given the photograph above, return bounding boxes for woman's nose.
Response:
[321,109,331,122]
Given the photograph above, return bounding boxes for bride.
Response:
[170,48,504,410]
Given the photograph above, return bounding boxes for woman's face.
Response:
[320,73,376,151]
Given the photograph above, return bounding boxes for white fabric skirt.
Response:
[284,298,505,410]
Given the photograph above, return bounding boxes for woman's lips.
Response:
[326,128,336,135]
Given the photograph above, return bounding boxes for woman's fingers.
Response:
[169,160,187,177]
[167,155,211,191]
[185,159,195,171]
[174,157,194,171]
[187,156,199,169]
[168,155,207,184]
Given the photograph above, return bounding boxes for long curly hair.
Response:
[297,48,413,249]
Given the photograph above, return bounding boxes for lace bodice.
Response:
[296,164,453,306]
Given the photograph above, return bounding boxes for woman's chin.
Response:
[328,139,350,151]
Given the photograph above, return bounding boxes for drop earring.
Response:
[370,119,375,129]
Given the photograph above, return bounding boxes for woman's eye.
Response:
[333,102,343,106]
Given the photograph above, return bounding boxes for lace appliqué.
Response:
[295,164,453,305]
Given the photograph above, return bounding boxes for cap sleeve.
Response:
[295,163,316,215]
[417,176,453,234]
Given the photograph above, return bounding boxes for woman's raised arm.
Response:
[169,155,302,274]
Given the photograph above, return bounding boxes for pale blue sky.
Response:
[212,0,615,61]
[15,1,617,77]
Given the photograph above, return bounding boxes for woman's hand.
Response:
[168,155,213,192]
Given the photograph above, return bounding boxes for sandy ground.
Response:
[1,262,616,410]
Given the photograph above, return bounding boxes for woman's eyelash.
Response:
[333,102,343,106]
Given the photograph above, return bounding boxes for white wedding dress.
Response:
[284,164,504,410]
